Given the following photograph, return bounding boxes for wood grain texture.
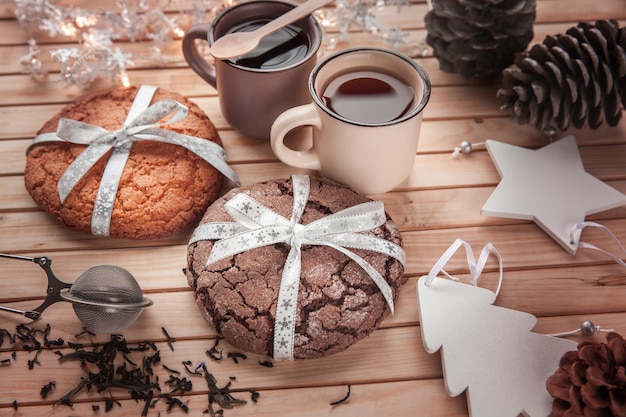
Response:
[1,1,626,416]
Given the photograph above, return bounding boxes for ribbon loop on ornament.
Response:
[570,221,626,268]
[188,175,405,361]
[424,238,503,298]
[29,85,239,236]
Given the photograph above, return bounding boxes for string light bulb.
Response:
[59,22,77,37]
[75,15,97,28]
[172,26,185,38]
[13,0,421,89]
[120,71,131,88]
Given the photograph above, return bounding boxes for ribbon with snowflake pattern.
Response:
[188,175,405,361]
[29,85,239,236]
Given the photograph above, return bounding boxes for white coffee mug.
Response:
[270,48,431,194]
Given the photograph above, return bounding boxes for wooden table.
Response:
[1,1,626,416]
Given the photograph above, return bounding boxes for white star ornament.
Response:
[481,135,626,254]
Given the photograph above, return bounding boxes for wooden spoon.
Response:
[209,0,334,60]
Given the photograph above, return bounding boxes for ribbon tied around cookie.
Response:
[189,175,405,361]
[30,85,240,236]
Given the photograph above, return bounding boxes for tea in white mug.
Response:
[321,71,415,124]
[271,48,431,195]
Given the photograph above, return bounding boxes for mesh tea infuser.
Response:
[0,253,153,333]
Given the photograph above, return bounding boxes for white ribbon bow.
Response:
[30,85,240,236]
[189,175,406,361]
[424,238,503,298]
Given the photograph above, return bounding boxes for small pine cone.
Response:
[546,332,626,417]
[498,19,626,132]
[425,0,536,81]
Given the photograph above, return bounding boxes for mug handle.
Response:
[271,103,322,170]
[182,24,217,87]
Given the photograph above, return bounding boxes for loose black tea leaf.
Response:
[194,362,207,374]
[67,341,84,349]
[165,395,190,412]
[205,406,225,417]
[258,360,273,368]
[40,381,56,398]
[54,334,162,410]
[108,395,122,411]
[135,340,157,352]
[14,324,43,352]
[251,391,261,402]
[141,390,154,417]
[57,377,89,406]
[44,336,64,347]
[143,350,161,376]
[201,364,247,409]
[28,349,42,369]
[124,353,137,366]
[330,385,351,406]
[0,328,11,347]
[162,327,175,351]
[43,323,64,347]
[182,360,202,375]
[1,323,263,416]
[227,352,247,364]
[105,397,115,412]
[165,375,193,394]
[207,337,223,361]
[162,364,180,374]
[12,400,18,410]
[75,328,96,338]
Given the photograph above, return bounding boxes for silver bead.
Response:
[543,126,557,142]
[580,320,596,336]
[458,140,473,154]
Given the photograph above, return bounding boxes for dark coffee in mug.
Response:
[182,0,322,139]
[321,70,415,124]
[227,20,311,70]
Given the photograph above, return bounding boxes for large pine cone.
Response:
[546,332,626,417]
[498,19,626,132]
[425,0,536,81]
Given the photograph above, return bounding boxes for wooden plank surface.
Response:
[2,1,626,416]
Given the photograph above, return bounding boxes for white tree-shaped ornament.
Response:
[416,240,578,417]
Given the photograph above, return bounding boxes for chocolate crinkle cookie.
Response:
[186,176,406,360]
[24,86,225,239]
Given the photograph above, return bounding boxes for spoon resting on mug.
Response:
[209,0,334,60]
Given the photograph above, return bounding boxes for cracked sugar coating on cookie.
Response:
[186,177,406,360]
[24,86,225,239]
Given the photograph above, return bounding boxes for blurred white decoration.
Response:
[8,0,227,88]
[317,0,428,56]
[6,0,425,88]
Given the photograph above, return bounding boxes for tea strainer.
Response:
[0,253,153,333]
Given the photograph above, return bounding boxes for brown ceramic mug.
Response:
[182,0,322,139]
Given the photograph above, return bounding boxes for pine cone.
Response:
[498,19,626,132]
[546,332,626,417]
[424,0,536,81]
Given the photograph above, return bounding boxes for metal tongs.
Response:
[0,253,70,320]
